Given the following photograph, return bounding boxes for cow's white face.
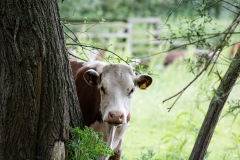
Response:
[99,64,136,125]
[83,62,152,126]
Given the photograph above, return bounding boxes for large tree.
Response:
[0,1,84,159]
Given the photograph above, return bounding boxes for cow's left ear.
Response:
[83,69,100,86]
[135,75,152,90]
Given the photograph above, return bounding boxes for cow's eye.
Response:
[100,86,106,94]
[129,88,135,96]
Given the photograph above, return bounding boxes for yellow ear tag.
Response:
[140,83,147,89]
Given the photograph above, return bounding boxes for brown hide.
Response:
[230,42,240,58]
[164,50,186,66]
[70,60,102,126]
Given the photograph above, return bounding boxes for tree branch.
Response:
[163,11,240,111]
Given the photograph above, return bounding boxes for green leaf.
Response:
[68,126,114,160]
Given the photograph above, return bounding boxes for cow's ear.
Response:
[135,75,152,90]
[83,69,100,86]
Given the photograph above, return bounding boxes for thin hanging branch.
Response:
[207,11,240,75]
[68,52,87,62]
[164,59,209,112]
[62,21,130,64]
[160,0,184,27]
[163,11,240,111]
[136,32,221,59]
[222,0,240,9]
[218,3,238,14]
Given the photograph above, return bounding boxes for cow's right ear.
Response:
[83,69,100,86]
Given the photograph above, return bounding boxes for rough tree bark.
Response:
[189,48,240,159]
[0,1,84,159]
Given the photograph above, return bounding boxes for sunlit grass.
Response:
[122,49,240,160]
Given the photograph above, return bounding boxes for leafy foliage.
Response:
[58,0,235,21]
[139,149,156,160]
[68,126,114,160]
[223,99,240,120]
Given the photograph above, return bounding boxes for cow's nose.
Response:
[107,111,124,126]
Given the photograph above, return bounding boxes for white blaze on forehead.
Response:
[101,64,136,91]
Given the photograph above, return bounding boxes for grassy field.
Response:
[121,49,240,160]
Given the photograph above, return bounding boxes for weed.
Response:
[68,126,114,160]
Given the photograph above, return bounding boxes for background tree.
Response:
[0,1,84,159]
[190,41,240,159]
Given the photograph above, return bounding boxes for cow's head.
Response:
[83,63,152,126]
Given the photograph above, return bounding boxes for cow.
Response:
[164,50,186,66]
[70,60,152,160]
[163,49,219,68]
[230,42,240,58]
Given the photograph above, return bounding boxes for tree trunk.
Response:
[189,48,240,159]
[0,1,84,159]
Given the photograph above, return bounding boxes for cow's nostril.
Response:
[120,114,123,118]
[109,112,114,118]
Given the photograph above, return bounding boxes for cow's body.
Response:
[70,60,152,160]
[230,42,240,58]
[164,50,186,66]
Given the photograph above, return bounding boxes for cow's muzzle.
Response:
[105,111,125,127]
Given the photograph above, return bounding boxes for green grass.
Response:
[121,49,240,160]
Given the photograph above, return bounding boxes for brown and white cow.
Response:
[230,42,240,58]
[70,60,152,160]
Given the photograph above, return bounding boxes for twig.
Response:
[163,64,208,112]
[207,11,240,75]
[62,21,130,64]
[160,0,183,27]
[68,52,87,62]
[136,32,221,59]
[222,0,240,9]
[66,43,129,65]
[218,3,238,14]
[163,11,240,111]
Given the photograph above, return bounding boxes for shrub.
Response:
[68,126,114,160]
